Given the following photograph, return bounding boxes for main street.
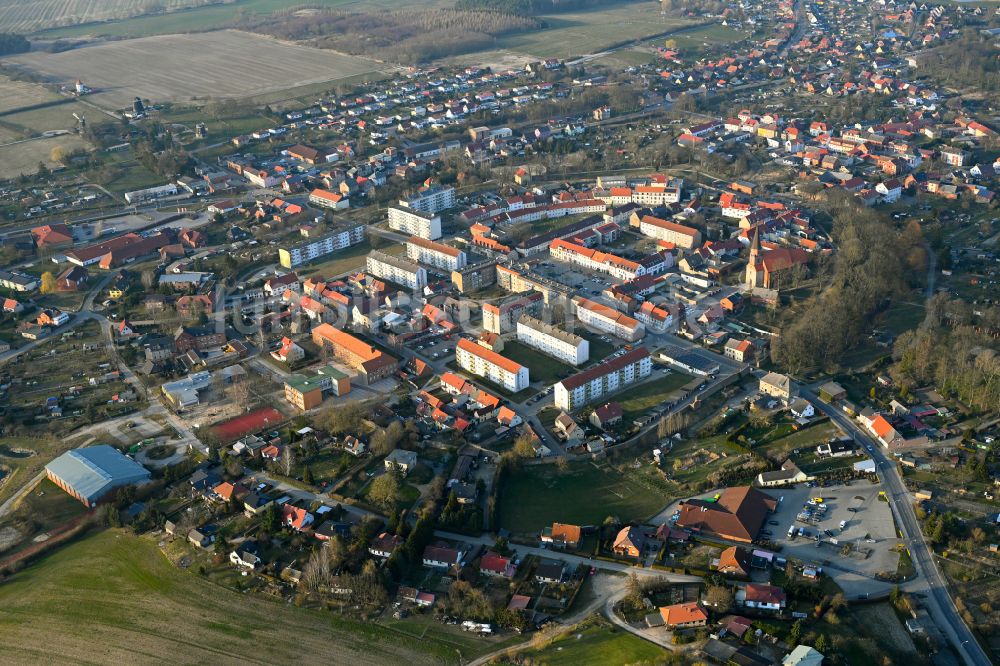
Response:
[801,385,991,666]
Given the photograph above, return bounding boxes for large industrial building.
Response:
[45,445,151,507]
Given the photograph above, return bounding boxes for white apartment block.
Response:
[516,315,589,366]
[554,348,652,411]
[575,297,645,341]
[388,205,442,240]
[549,239,644,281]
[365,250,427,289]
[406,236,467,271]
[637,215,701,249]
[278,224,366,269]
[456,339,529,392]
[400,185,456,214]
[631,184,681,206]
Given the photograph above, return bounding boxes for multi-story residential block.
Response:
[278,224,366,269]
[482,291,544,334]
[311,324,397,384]
[365,251,427,289]
[637,215,702,249]
[456,338,529,392]
[575,297,645,341]
[388,205,442,240]
[308,188,349,210]
[939,147,968,167]
[496,264,569,304]
[554,348,652,411]
[400,185,456,214]
[516,315,589,366]
[406,236,467,271]
[549,239,645,281]
[451,260,497,293]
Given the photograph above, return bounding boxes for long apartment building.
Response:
[482,291,543,334]
[516,315,589,366]
[549,238,644,281]
[311,324,397,384]
[400,185,456,214]
[365,250,427,289]
[496,264,570,304]
[406,236,467,271]
[637,215,702,249]
[388,205,442,240]
[554,347,652,411]
[456,338,529,392]
[278,223,366,268]
[575,297,645,341]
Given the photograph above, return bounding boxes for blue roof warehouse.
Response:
[45,445,151,508]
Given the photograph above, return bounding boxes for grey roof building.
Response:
[45,445,151,507]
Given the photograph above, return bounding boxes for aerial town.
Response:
[0,0,998,664]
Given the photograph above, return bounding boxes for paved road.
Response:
[802,387,991,666]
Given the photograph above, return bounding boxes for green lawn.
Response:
[522,617,665,666]
[0,530,479,664]
[879,301,925,336]
[576,329,616,362]
[497,461,666,534]
[755,421,840,461]
[502,341,574,384]
[295,239,405,279]
[613,371,694,421]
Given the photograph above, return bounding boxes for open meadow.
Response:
[5,30,388,110]
[0,530,474,664]
[0,75,62,114]
[498,461,666,535]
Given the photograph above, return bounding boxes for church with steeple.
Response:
[744,227,811,289]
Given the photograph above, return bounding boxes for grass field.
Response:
[879,300,925,336]
[665,23,746,50]
[502,341,573,384]
[0,134,86,178]
[498,461,666,534]
[613,371,693,421]
[494,4,696,59]
[0,436,77,506]
[8,31,387,110]
[523,617,665,665]
[0,530,475,664]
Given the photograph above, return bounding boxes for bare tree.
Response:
[283,446,296,477]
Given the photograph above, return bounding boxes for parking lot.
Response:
[766,484,900,597]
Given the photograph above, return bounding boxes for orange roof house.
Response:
[659,602,708,627]
[542,522,582,548]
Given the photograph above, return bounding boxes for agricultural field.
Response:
[494,4,698,60]
[0,530,474,664]
[0,75,61,114]
[34,0,419,39]
[6,30,388,110]
[0,0,226,34]
[497,461,666,534]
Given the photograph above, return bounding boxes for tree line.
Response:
[0,34,29,57]
[244,8,542,64]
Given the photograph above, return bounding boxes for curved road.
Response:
[801,387,991,666]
